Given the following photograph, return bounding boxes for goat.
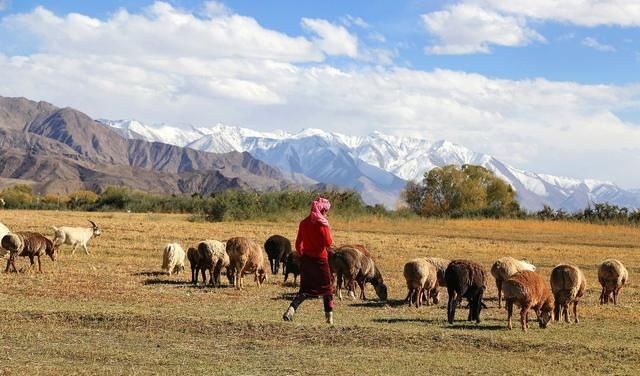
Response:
[2,232,56,273]
[52,220,102,255]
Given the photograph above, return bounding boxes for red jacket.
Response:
[295,216,333,259]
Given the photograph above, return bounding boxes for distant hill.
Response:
[0,96,297,196]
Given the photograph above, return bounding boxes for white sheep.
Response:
[598,259,628,305]
[52,220,102,255]
[198,240,228,286]
[491,257,536,308]
[161,243,186,276]
[403,258,438,308]
[0,221,11,258]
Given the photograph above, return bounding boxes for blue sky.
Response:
[1,0,640,187]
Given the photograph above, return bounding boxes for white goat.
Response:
[52,220,102,255]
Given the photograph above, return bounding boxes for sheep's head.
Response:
[538,298,554,328]
[374,283,388,301]
[88,220,102,236]
[257,267,267,285]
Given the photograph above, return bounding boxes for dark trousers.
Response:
[289,293,334,313]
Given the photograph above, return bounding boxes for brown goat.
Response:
[2,232,56,273]
[226,237,267,289]
[503,271,554,331]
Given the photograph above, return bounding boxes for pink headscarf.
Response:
[310,197,331,227]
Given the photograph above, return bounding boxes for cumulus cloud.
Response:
[302,18,359,58]
[202,1,232,17]
[340,15,369,28]
[582,37,616,52]
[477,0,640,27]
[422,4,544,55]
[1,3,640,186]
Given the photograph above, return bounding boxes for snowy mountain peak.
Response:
[102,119,640,211]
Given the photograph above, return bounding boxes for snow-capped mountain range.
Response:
[100,119,640,211]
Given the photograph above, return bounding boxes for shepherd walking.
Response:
[283,197,335,324]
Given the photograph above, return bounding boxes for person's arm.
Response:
[295,222,304,255]
[322,226,333,249]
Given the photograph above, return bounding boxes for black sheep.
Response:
[445,259,486,324]
[264,235,292,275]
[283,252,300,286]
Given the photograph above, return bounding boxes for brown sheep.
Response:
[598,259,628,305]
[550,264,587,323]
[403,258,438,308]
[445,259,486,324]
[491,257,536,308]
[187,245,200,285]
[330,246,387,301]
[503,271,554,331]
[2,232,56,273]
[226,237,267,289]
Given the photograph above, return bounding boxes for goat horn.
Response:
[88,220,98,228]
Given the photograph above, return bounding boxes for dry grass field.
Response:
[0,210,638,375]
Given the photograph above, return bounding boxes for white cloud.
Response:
[2,3,640,186]
[582,37,616,52]
[422,4,544,55]
[0,1,9,12]
[301,18,359,58]
[478,0,640,27]
[202,1,231,17]
[340,15,369,28]
[368,31,386,43]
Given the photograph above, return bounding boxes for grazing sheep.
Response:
[213,249,234,286]
[503,270,554,331]
[161,243,186,276]
[283,252,300,286]
[491,257,536,308]
[424,257,450,304]
[550,264,587,323]
[52,220,102,255]
[226,237,267,289]
[403,258,438,308]
[2,232,56,273]
[198,240,227,286]
[598,259,628,305]
[329,246,387,301]
[445,259,486,324]
[264,235,292,275]
[187,245,200,285]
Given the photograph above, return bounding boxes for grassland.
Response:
[0,210,638,375]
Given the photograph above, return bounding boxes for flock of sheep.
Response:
[0,219,630,331]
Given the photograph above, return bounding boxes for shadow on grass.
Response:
[142,278,192,286]
[445,323,504,331]
[132,271,166,277]
[372,317,443,324]
[349,299,407,308]
[271,292,299,301]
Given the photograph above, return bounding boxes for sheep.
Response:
[187,245,200,285]
[264,235,292,275]
[0,221,11,258]
[550,264,587,323]
[503,270,554,331]
[226,237,267,289]
[213,248,234,286]
[424,257,450,304]
[491,257,536,308]
[2,232,56,273]
[161,243,186,276]
[52,220,102,255]
[283,252,300,286]
[445,259,486,324]
[197,240,228,286]
[598,259,628,305]
[403,258,438,308]
[329,246,387,301]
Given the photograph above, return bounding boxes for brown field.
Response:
[0,210,638,375]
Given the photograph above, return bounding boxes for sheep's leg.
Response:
[3,258,10,273]
[27,256,35,273]
[357,279,366,300]
[520,307,528,332]
[425,288,431,307]
[599,286,606,304]
[573,301,579,323]
[337,273,343,300]
[613,288,619,305]
[563,303,570,323]
[506,300,513,330]
[474,292,483,323]
[348,279,357,300]
[200,268,207,286]
[553,300,560,322]
[496,281,502,309]
[447,290,457,324]
[37,255,42,273]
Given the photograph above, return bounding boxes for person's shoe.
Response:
[325,311,334,325]
[282,307,295,322]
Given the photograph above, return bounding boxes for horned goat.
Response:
[2,232,56,273]
[52,220,102,255]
